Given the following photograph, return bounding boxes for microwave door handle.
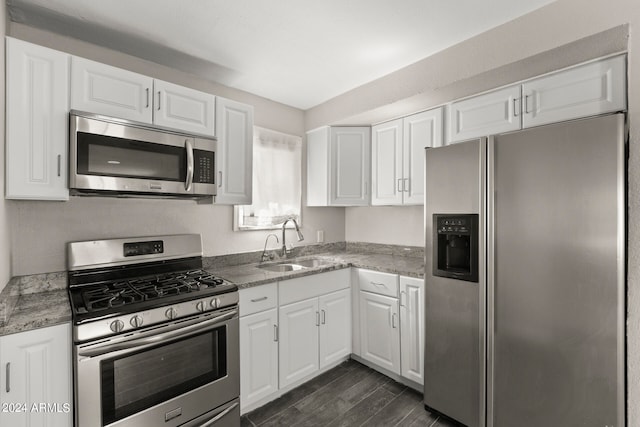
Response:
[185,139,194,191]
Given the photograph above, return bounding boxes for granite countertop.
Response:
[0,243,424,336]
[214,251,424,289]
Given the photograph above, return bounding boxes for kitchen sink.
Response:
[257,258,333,272]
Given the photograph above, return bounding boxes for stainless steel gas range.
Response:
[67,234,240,427]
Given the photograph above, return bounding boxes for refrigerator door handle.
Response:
[486,135,497,427]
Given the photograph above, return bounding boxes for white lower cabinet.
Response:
[0,323,72,427]
[318,289,351,368]
[239,283,278,412]
[279,297,320,388]
[399,276,425,385]
[359,291,401,374]
[240,308,279,411]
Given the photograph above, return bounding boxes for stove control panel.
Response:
[123,240,164,257]
[74,291,239,343]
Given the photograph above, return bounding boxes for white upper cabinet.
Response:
[215,97,254,205]
[371,119,403,205]
[153,79,215,135]
[371,108,443,206]
[71,57,217,136]
[306,126,371,206]
[449,85,521,143]
[6,37,70,200]
[522,55,626,128]
[71,56,153,123]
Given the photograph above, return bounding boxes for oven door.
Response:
[75,308,239,427]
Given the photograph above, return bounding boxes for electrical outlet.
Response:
[316,230,324,243]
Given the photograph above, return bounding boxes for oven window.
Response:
[101,328,227,425]
[77,132,185,181]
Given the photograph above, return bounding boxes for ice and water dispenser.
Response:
[433,214,479,283]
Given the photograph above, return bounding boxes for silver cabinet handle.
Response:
[157,91,161,110]
[57,154,61,177]
[218,171,222,188]
[371,281,387,288]
[145,88,149,108]
[200,402,239,427]
[397,178,403,192]
[400,291,406,307]
[273,325,278,342]
[524,94,530,114]
[315,311,320,326]
[321,309,326,325]
[392,313,397,329]
[404,178,409,193]
[251,296,268,303]
[365,181,368,196]
[513,98,519,117]
[185,139,194,191]
[5,362,9,393]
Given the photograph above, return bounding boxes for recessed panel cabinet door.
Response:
[371,119,403,205]
[449,85,521,143]
[359,291,400,374]
[319,289,351,369]
[71,56,153,123]
[215,97,254,205]
[240,308,278,411]
[279,298,320,388]
[330,127,371,206]
[400,276,425,385]
[154,79,215,136]
[0,323,72,427]
[6,37,70,200]
[522,55,626,128]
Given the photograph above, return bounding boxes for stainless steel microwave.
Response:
[69,111,216,198]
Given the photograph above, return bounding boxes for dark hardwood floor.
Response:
[240,359,460,427]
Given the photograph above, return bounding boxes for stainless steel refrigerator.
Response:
[423,113,626,427]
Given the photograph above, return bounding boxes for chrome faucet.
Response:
[281,218,304,257]
[260,233,279,263]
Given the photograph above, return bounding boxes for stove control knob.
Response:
[110,319,125,333]
[196,301,206,312]
[210,298,221,309]
[130,315,143,328]
[165,307,178,320]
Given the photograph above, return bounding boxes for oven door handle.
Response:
[79,309,237,358]
[185,139,194,192]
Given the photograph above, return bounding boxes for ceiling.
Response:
[7,0,556,110]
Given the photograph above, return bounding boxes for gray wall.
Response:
[307,0,640,423]
[5,23,346,276]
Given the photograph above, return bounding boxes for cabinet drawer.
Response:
[279,269,350,306]
[239,282,277,316]
[357,269,398,297]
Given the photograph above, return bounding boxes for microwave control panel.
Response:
[193,150,215,184]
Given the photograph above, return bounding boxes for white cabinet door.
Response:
[359,291,400,374]
[449,85,521,143]
[0,324,72,427]
[319,289,351,369]
[306,127,330,206]
[6,38,70,201]
[154,79,215,135]
[279,298,319,388]
[215,97,254,205]
[371,119,403,206]
[400,277,425,385]
[329,127,371,206]
[522,55,626,128]
[240,308,278,411]
[403,108,443,205]
[71,56,153,123]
